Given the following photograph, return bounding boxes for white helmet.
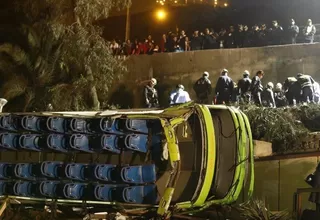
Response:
[151,78,157,85]
[243,70,250,76]
[267,82,274,89]
[275,83,282,91]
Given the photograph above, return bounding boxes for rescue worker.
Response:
[215,69,234,104]
[274,83,287,107]
[313,81,320,104]
[144,78,159,108]
[262,82,276,108]
[169,84,191,105]
[283,76,301,106]
[250,70,264,106]
[193,71,212,104]
[237,70,252,104]
[297,73,315,103]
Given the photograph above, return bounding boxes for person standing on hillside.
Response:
[143,78,159,108]
[193,72,212,104]
[303,19,317,43]
[250,70,265,106]
[288,18,299,44]
[215,69,234,104]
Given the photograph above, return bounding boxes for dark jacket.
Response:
[262,88,276,107]
[238,77,252,96]
[215,75,234,95]
[193,77,212,100]
[250,76,263,94]
[144,85,159,108]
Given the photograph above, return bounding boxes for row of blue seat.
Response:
[0,115,150,134]
[0,132,161,153]
[0,162,156,184]
[0,181,157,204]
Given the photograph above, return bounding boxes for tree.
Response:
[0,0,130,111]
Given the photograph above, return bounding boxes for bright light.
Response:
[156,9,167,21]
[224,3,228,7]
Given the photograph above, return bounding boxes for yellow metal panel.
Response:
[157,188,175,216]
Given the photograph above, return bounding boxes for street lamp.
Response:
[224,3,228,7]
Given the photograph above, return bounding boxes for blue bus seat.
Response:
[19,134,46,152]
[65,163,93,181]
[0,181,13,196]
[0,133,19,150]
[13,181,40,197]
[70,118,91,133]
[93,164,117,182]
[0,163,15,179]
[125,119,148,134]
[47,134,69,153]
[63,183,86,200]
[0,115,17,131]
[124,134,148,153]
[101,135,121,154]
[14,163,41,180]
[39,181,64,198]
[21,116,46,132]
[122,185,157,204]
[120,164,156,184]
[93,184,118,201]
[41,161,65,179]
[46,117,67,133]
[100,118,123,134]
[69,134,96,153]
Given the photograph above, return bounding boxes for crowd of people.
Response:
[111,18,317,56]
[143,70,320,109]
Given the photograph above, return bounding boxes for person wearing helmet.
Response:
[144,78,159,108]
[170,84,191,105]
[238,70,252,104]
[193,71,212,104]
[303,19,316,43]
[250,70,265,105]
[274,83,288,107]
[296,73,315,103]
[215,69,234,104]
[262,82,276,108]
[283,76,301,105]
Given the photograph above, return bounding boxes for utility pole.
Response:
[125,6,131,41]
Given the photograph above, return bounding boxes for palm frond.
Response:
[1,74,28,100]
[0,43,31,67]
[236,200,291,220]
[23,89,35,111]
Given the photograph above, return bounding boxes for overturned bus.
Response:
[0,102,254,218]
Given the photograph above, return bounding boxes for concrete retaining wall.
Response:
[109,43,320,107]
[251,156,319,212]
